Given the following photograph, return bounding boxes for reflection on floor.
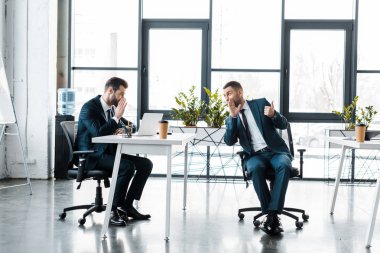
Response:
[0,178,378,253]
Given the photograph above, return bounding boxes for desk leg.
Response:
[330,146,347,215]
[101,144,122,239]
[165,147,172,241]
[183,143,188,210]
[365,172,380,248]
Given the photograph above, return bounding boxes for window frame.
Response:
[282,20,354,122]
[141,19,210,118]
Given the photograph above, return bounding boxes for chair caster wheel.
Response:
[302,214,309,221]
[295,221,303,229]
[253,220,261,227]
[238,213,245,220]
[59,212,66,219]
[78,217,86,225]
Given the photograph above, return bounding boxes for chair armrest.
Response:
[236,151,249,188]
[236,151,245,160]
[296,149,306,179]
[73,150,94,183]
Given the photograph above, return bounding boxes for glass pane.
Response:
[148,29,203,110]
[289,30,345,113]
[285,0,355,19]
[72,0,138,67]
[143,0,209,19]
[357,0,380,70]
[212,72,280,104]
[72,70,138,122]
[212,0,281,69]
[356,73,380,127]
[291,123,342,179]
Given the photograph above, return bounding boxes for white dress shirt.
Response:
[99,96,119,123]
[239,102,267,152]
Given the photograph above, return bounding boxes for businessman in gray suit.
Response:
[223,81,292,235]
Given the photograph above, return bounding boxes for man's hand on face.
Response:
[228,99,242,118]
[264,101,276,118]
[115,98,127,119]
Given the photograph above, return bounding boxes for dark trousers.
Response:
[246,151,291,213]
[94,153,153,210]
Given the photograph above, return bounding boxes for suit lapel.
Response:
[248,101,264,136]
[94,96,107,122]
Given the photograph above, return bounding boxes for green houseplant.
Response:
[171,85,204,126]
[203,87,229,128]
[355,105,377,142]
[355,105,378,130]
[332,96,359,130]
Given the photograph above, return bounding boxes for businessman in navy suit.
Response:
[75,77,152,226]
[223,81,292,235]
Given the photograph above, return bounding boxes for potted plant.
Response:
[332,96,358,130]
[355,105,378,142]
[171,85,204,127]
[203,87,229,128]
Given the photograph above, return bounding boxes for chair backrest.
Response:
[281,124,295,157]
[60,121,78,163]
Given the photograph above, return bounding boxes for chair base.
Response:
[238,206,309,229]
[59,182,106,225]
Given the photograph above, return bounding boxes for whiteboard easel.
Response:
[0,123,33,194]
[0,55,32,194]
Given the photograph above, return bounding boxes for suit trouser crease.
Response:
[247,151,291,213]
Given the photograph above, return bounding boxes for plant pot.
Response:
[355,124,366,142]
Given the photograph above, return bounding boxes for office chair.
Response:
[237,124,309,229]
[58,121,111,225]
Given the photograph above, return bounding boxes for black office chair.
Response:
[237,124,309,229]
[58,121,111,225]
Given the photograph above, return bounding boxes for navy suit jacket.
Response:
[74,95,136,170]
[224,98,292,160]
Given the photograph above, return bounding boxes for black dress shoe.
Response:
[272,215,284,234]
[119,206,151,220]
[110,210,126,226]
[260,214,283,235]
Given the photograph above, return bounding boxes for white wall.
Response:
[0,0,57,179]
[0,0,5,178]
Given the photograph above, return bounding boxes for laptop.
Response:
[134,113,163,136]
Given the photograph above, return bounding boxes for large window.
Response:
[72,0,139,68]
[71,0,139,121]
[356,0,380,125]
[211,0,282,108]
[283,21,353,122]
[212,0,281,70]
[69,0,380,180]
[141,21,209,115]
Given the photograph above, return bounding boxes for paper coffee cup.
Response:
[158,120,169,139]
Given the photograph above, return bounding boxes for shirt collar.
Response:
[100,96,112,113]
[242,100,249,110]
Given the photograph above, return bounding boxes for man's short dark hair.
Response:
[104,77,128,91]
[223,81,242,90]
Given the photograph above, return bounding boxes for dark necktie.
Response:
[106,108,114,122]
[240,109,252,144]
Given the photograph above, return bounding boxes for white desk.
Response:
[92,133,196,240]
[326,137,380,248]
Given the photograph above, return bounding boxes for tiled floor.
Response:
[0,178,378,253]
